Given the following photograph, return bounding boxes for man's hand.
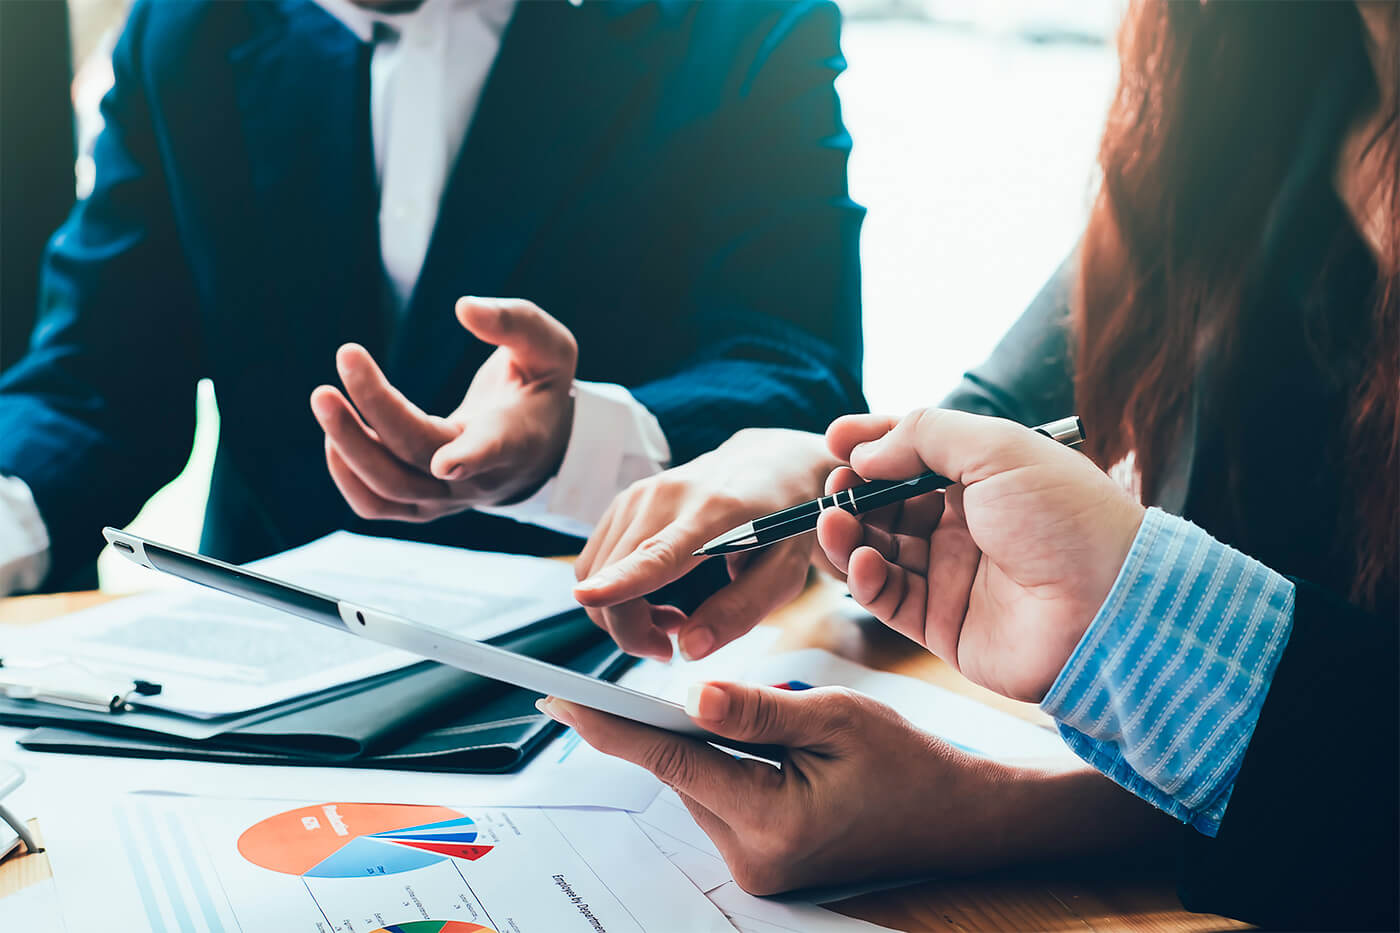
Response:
[310,297,577,522]
[539,683,1018,895]
[572,429,837,662]
[818,409,1145,702]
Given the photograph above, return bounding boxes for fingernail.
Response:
[577,568,618,591]
[445,466,465,481]
[536,697,576,727]
[679,626,715,661]
[685,683,729,722]
[850,442,870,459]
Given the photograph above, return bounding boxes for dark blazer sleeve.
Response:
[0,0,202,584]
[1176,581,1399,931]
[939,253,1077,424]
[629,1,866,464]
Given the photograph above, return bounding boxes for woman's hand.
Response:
[573,429,838,661]
[538,683,1019,894]
[818,409,1145,702]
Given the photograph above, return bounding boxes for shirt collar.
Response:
[311,0,519,44]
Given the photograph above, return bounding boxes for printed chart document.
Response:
[631,788,895,933]
[632,788,731,894]
[43,794,732,933]
[1,533,580,717]
[706,883,892,933]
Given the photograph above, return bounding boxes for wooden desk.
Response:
[0,585,1246,932]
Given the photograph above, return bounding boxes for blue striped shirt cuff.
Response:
[1040,507,1295,836]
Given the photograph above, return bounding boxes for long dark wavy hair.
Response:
[1074,0,1397,608]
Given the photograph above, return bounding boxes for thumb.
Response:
[685,681,860,751]
[849,408,1050,487]
[456,297,578,381]
[429,411,513,481]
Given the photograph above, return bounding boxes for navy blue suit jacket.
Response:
[0,0,864,586]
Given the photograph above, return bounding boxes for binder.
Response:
[0,609,632,773]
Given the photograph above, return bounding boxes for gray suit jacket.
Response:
[940,255,1195,515]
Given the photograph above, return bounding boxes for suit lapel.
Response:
[385,0,666,408]
[229,1,383,363]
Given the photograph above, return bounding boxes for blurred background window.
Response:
[2,0,1120,590]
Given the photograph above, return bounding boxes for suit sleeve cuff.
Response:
[477,380,671,538]
[1040,507,1295,836]
[0,475,52,594]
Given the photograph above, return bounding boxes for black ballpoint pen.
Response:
[693,416,1086,557]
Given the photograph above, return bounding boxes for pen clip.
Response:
[0,659,162,714]
[1033,416,1086,448]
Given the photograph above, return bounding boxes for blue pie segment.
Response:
[305,835,443,878]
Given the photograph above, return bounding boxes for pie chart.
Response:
[372,918,498,924]
[238,803,494,878]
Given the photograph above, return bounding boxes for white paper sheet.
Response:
[632,788,730,894]
[0,878,66,932]
[707,882,895,933]
[43,793,733,933]
[0,532,580,717]
[632,788,907,928]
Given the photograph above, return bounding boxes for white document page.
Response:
[707,882,895,933]
[0,878,66,933]
[631,789,899,931]
[632,788,731,894]
[1,533,580,717]
[43,794,732,933]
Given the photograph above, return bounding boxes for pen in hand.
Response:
[694,416,1085,557]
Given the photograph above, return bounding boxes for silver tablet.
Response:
[102,528,772,758]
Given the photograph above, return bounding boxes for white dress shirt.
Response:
[0,0,669,594]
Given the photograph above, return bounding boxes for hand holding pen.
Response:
[575,413,1086,664]
[574,429,841,662]
[696,416,1084,556]
[815,408,1139,702]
